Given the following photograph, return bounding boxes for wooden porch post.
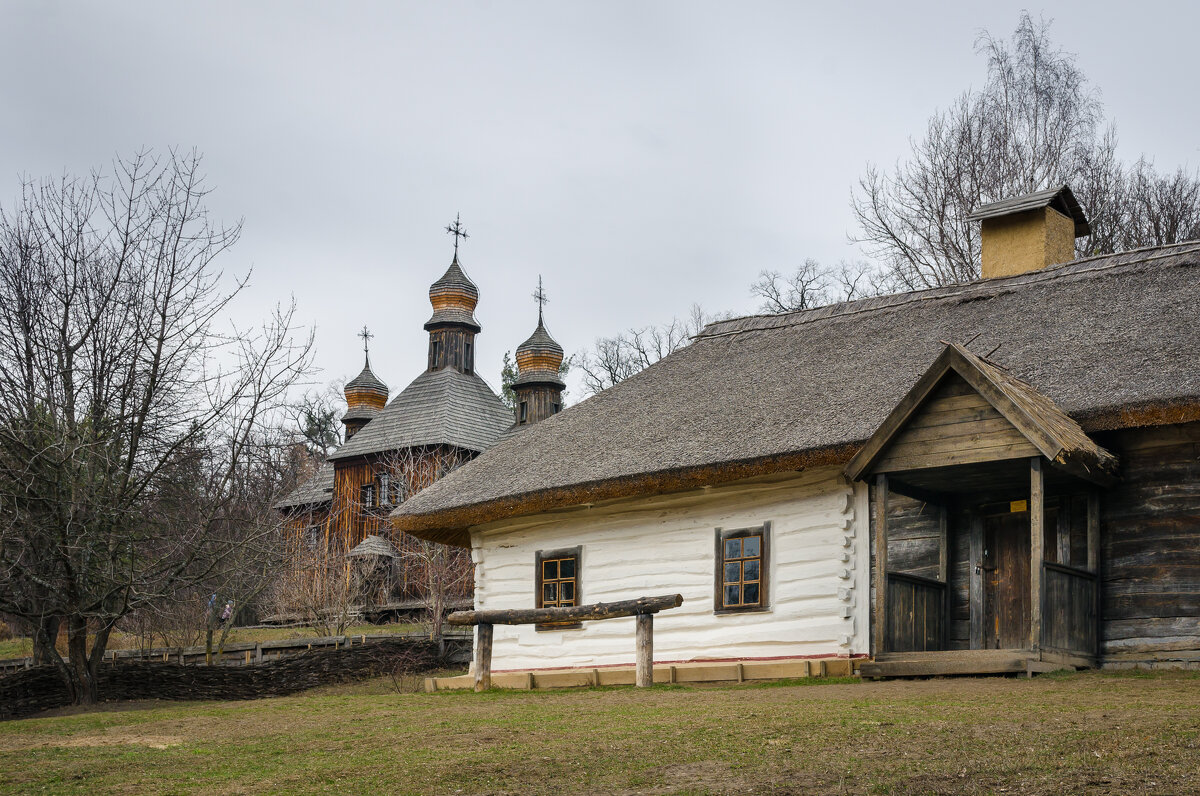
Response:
[874,473,889,657]
[969,513,983,650]
[1087,489,1101,656]
[635,613,653,688]
[1030,458,1045,654]
[1086,490,1100,572]
[937,504,949,583]
[473,622,493,692]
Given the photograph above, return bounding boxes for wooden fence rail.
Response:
[448,594,684,691]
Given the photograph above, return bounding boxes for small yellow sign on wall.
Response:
[1010,500,1028,513]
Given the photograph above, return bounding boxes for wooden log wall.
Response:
[1094,422,1200,665]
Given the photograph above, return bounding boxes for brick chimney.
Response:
[968,185,1090,278]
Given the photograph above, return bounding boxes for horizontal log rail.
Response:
[447,594,682,626]
[886,571,948,590]
[1043,561,1098,581]
[450,594,685,692]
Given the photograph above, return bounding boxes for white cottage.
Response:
[394,188,1200,686]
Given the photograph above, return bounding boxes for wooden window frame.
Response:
[519,401,528,424]
[360,482,376,509]
[378,473,392,507]
[714,522,771,614]
[535,546,582,630]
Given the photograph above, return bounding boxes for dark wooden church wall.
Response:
[1096,421,1200,663]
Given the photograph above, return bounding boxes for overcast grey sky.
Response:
[3,1,1198,402]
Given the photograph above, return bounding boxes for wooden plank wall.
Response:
[1096,422,1200,665]
[875,374,1038,473]
[870,489,1090,652]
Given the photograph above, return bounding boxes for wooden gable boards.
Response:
[845,343,1117,486]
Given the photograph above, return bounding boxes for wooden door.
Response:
[982,512,1031,649]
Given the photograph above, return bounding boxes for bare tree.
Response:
[575,304,720,395]
[749,259,885,314]
[269,544,360,637]
[289,380,345,459]
[376,445,473,645]
[0,151,313,703]
[851,13,1200,289]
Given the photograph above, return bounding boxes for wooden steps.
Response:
[860,649,1077,678]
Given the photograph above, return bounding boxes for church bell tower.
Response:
[512,276,565,427]
[424,214,480,375]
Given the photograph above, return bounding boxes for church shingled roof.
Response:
[327,367,513,461]
[426,257,481,330]
[345,358,388,397]
[274,461,335,510]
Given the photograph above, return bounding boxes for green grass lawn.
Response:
[1,669,1197,795]
[0,622,427,660]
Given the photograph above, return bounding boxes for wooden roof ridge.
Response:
[844,343,1118,485]
[696,239,1200,342]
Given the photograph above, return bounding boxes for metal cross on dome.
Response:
[358,325,373,355]
[445,213,469,257]
[532,275,549,324]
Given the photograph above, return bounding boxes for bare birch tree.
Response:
[575,304,720,395]
[0,151,312,702]
[851,13,1200,289]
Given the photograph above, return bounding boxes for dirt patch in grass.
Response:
[0,732,182,751]
[0,670,1196,795]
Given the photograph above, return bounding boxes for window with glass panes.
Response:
[715,524,770,612]
[535,547,581,629]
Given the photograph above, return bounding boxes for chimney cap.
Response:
[968,184,1091,237]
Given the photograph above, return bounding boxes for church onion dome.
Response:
[514,319,565,387]
[425,256,481,331]
[344,356,389,413]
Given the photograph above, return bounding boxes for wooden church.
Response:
[393,186,1200,684]
[276,226,568,602]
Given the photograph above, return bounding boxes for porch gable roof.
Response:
[844,344,1119,486]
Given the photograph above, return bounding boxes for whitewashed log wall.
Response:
[469,467,870,672]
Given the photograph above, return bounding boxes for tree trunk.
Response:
[32,615,61,665]
[65,616,98,705]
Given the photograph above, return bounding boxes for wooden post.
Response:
[937,504,949,583]
[635,613,653,688]
[874,473,889,657]
[1030,457,1045,654]
[969,512,983,650]
[1087,489,1101,656]
[937,503,949,650]
[473,623,493,692]
[1086,490,1100,573]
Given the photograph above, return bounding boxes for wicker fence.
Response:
[0,636,460,721]
[0,630,471,674]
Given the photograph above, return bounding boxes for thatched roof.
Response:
[328,367,512,462]
[393,241,1200,545]
[274,461,335,510]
